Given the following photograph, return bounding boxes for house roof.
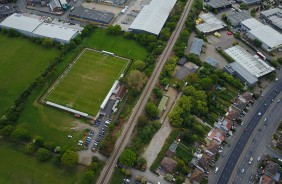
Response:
[160,157,177,173]
[165,149,175,157]
[190,168,204,184]
[225,106,240,121]
[207,128,225,143]
[233,98,246,110]
[116,85,127,100]
[240,92,253,102]
[177,57,187,66]
[260,174,275,184]
[198,154,212,171]
[265,161,278,177]
[215,118,232,131]
[205,141,219,155]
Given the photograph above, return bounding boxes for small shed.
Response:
[177,57,187,66]
[205,57,219,67]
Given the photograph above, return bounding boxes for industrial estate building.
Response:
[260,6,282,33]
[205,57,219,67]
[69,6,115,25]
[226,11,252,27]
[129,0,177,35]
[241,0,260,5]
[95,0,127,7]
[241,18,282,51]
[0,13,79,43]
[196,13,226,33]
[225,46,274,78]
[205,0,232,12]
[190,37,203,56]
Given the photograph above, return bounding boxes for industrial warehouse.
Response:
[0,13,79,43]
[241,18,282,51]
[196,13,226,33]
[129,0,177,35]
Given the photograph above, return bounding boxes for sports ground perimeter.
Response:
[43,48,129,116]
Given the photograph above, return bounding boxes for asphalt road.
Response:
[233,98,282,184]
[96,0,194,183]
[216,80,282,184]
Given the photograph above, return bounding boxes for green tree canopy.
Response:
[132,60,145,71]
[25,143,35,154]
[119,148,137,167]
[11,128,31,142]
[145,102,159,119]
[36,148,51,161]
[61,150,79,167]
[127,70,147,93]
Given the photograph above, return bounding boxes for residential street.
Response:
[210,71,282,184]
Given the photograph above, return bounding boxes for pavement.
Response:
[210,70,282,184]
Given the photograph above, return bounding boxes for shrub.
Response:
[36,148,51,161]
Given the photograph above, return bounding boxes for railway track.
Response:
[97,0,193,183]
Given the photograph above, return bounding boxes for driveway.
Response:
[129,168,171,184]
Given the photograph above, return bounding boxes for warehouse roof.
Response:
[69,6,115,24]
[261,7,282,31]
[248,25,282,49]
[190,37,203,56]
[226,11,252,26]
[196,13,226,33]
[206,0,232,9]
[0,13,41,32]
[224,45,275,78]
[241,18,264,30]
[129,0,177,35]
[225,62,258,85]
[242,0,260,5]
[33,23,78,41]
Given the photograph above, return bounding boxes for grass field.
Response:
[0,34,59,116]
[0,140,85,184]
[45,49,129,116]
[83,29,148,61]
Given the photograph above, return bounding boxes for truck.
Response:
[256,51,266,60]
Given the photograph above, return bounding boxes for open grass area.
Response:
[0,34,59,116]
[109,168,124,184]
[83,29,148,61]
[0,140,85,184]
[175,143,195,162]
[45,49,129,116]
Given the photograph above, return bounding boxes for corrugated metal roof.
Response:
[129,0,177,35]
[33,23,78,41]
[0,13,42,32]
[205,57,218,67]
[241,18,264,30]
[224,45,275,78]
[196,13,226,33]
[190,37,203,56]
[248,25,282,49]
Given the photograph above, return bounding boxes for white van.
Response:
[215,167,219,174]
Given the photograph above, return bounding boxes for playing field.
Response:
[45,49,129,115]
[0,34,59,117]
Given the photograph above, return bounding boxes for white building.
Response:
[241,18,282,51]
[225,45,275,78]
[129,0,177,35]
[196,13,226,33]
[0,13,79,43]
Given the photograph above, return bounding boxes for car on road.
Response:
[278,99,281,103]
[257,156,261,161]
[258,112,261,116]
[215,167,219,174]
[241,169,245,173]
[248,157,253,164]
[264,118,267,122]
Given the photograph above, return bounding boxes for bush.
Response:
[25,143,35,154]
[36,148,51,161]
[61,150,79,167]
[145,102,159,119]
[11,128,31,142]
[0,125,16,136]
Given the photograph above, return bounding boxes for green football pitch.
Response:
[45,49,129,116]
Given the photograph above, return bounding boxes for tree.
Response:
[169,105,184,127]
[137,115,148,127]
[127,70,147,93]
[11,128,31,142]
[145,102,159,119]
[221,13,227,21]
[119,148,136,167]
[33,136,44,147]
[61,150,79,167]
[250,8,256,17]
[36,148,51,161]
[159,28,171,41]
[25,143,35,154]
[0,125,15,136]
[42,38,53,48]
[277,57,282,64]
[81,171,94,184]
[199,78,214,90]
[132,60,145,71]
[253,39,262,47]
[240,3,248,10]
[107,25,122,35]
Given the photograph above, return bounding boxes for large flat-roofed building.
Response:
[226,11,252,27]
[0,13,79,43]
[223,62,258,86]
[260,6,282,32]
[241,18,282,51]
[129,0,177,35]
[196,13,226,33]
[224,45,275,78]
[241,0,260,5]
[69,6,115,25]
[206,0,232,12]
